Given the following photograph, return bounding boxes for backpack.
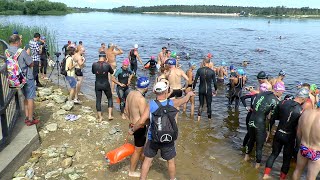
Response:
[150,99,179,144]
[60,55,70,76]
[5,48,26,88]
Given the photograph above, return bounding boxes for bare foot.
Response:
[255,163,260,169]
[121,114,126,120]
[108,116,114,121]
[262,174,271,179]
[244,154,250,161]
[128,171,141,177]
[197,116,201,121]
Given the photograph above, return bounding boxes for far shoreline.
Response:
[142,11,320,19]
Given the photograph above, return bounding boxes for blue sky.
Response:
[52,0,320,9]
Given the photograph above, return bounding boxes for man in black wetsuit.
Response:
[62,40,71,55]
[229,68,246,109]
[244,82,285,169]
[144,56,157,70]
[112,58,134,119]
[128,44,143,75]
[263,88,309,180]
[193,58,217,121]
[92,51,114,122]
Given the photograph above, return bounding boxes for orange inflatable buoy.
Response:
[144,63,150,69]
[105,143,135,165]
[116,97,120,104]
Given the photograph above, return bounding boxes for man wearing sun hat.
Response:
[129,81,195,180]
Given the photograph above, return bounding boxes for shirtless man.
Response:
[157,46,167,66]
[106,43,123,93]
[301,83,315,110]
[292,110,320,180]
[269,70,285,87]
[217,61,228,84]
[73,45,86,103]
[167,59,189,100]
[98,43,106,53]
[125,77,150,178]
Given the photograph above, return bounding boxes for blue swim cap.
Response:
[279,70,286,76]
[167,58,176,66]
[222,61,226,66]
[137,77,150,89]
[188,61,196,67]
[237,68,245,75]
[13,30,18,34]
[230,65,235,70]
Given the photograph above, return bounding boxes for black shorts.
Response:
[75,68,83,76]
[144,140,176,160]
[133,126,147,147]
[169,89,183,98]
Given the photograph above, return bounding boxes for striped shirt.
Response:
[29,39,40,62]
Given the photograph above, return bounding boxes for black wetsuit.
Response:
[114,67,132,113]
[265,100,302,175]
[62,44,69,55]
[246,91,279,163]
[92,61,114,111]
[229,76,245,109]
[40,43,50,75]
[193,67,217,119]
[129,49,138,74]
[144,59,157,69]
[240,93,257,147]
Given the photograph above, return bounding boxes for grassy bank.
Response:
[0,23,57,56]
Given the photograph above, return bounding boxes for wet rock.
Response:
[63,167,75,175]
[46,123,58,132]
[108,127,117,135]
[39,88,53,97]
[61,157,73,168]
[68,173,81,180]
[53,95,67,104]
[45,169,62,179]
[61,101,74,111]
[66,148,76,157]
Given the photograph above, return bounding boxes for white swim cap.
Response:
[134,44,138,49]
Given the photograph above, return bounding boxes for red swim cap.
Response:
[207,53,212,58]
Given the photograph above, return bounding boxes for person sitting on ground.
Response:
[128,44,143,75]
[125,77,150,178]
[292,109,320,180]
[92,51,114,122]
[193,58,217,121]
[7,34,39,126]
[263,88,308,180]
[129,81,195,180]
[112,58,133,119]
[65,46,77,101]
[73,45,86,104]
[269,70,286,87]
[183,61,196,117]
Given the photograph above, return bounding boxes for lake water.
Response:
[1,12,320,179]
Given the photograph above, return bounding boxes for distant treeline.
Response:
[0,0,68,15]
[111,5,320,16]
[71,7,109,13]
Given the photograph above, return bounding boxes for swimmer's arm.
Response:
[137,53,143,65]
[192,69,200,90]
[269,104,280,130]
[91,64,95,74]
[128,74,133,85]
[114,46,123,55]
[240,95,251,108]
[181,70,189,82]
[111,75,122,86]
[212,72,217,91]
[174,92,195,108]
[296,116,303,141]
[132,105,150,132]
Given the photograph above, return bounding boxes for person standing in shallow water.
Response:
[112,59,133,119]
[183,61,196,117]
[106,43,123,94]
[128,44,143,75]
[125,77,150,178]
[92,51,114,122]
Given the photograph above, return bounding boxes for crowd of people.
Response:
[5,32,320,180]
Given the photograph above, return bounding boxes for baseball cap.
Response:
[153,81,168,93]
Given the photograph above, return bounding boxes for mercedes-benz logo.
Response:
[160,134,173,143]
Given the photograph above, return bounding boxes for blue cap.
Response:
[137,77,150,89]
[230,65,234,70]
[237,68,245,75]
[279,70,286,76]
[41,36,46,40]
[222,61,226,66]
[167,58,176,66]
[13,30,18,34]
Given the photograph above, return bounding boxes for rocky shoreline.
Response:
[12,84,132,180]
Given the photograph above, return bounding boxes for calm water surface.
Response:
[1,12,320,179]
